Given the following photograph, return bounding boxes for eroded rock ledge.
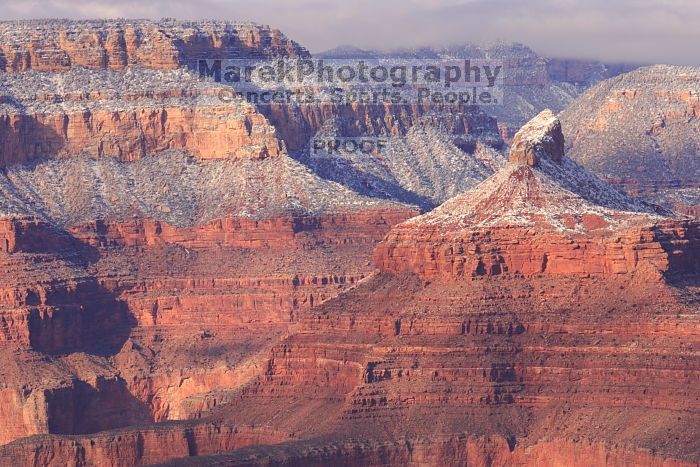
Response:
[376,110,700,279]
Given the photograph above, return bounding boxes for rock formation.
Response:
[0,68,285,164]
[560,65,700,216]
[376,110,699,279]
[0,19,308,73]
[0,423,291,466]
[508,109,565,165]
[0,19,418,458]
[1,18,699,467]
[0,21,508,209]
[7,110,698,466]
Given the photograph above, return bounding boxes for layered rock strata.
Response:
[0,422,291,467]
[0,68,284,164]
[560,65,700,214]
[1,20,698,467]
[0,20,420,454]
[114,110,700,466]
[0,19,308,73]
[0,22,508,209]
[377,110,699,279]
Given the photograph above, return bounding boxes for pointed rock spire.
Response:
[508,109,564,167]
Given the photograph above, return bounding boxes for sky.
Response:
[4,0,700,65]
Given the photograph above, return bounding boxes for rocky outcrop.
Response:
[0,68,283,165]
[0,423,291,466]
[508,110,565,166]
[376,110,700,279]
[560,66,700,197]
[0,19,308,73]
[0,217,53,253]
[0,104,282,164]
[0,236,133,355]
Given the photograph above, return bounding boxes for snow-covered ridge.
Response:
[295,116,506,210]
[0,151,408,227]
[0,68,241,114]
[406,110,668,233]
[560,64,700,193]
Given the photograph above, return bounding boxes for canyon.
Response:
[560,65,700,217]
[0,19,420,465]
[0,18,698,467]
[160,111,699,466]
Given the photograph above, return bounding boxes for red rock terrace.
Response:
[376,110,700,279]
[0,19,419,465]
[130,112,700,466]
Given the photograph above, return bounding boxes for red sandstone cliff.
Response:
[130,111,699,466]
[1,17,699,467]
[0,423,292,467]
[376,110,699,279]
[0,19,308,74]
[0,68,285,165]
[0,182,415,449]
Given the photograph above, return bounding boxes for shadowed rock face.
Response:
[0,160,416,447]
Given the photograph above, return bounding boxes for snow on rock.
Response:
[294,116,506,210]
[0,151,410,227]
[393,110,670,234]
[509,109,564,166]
